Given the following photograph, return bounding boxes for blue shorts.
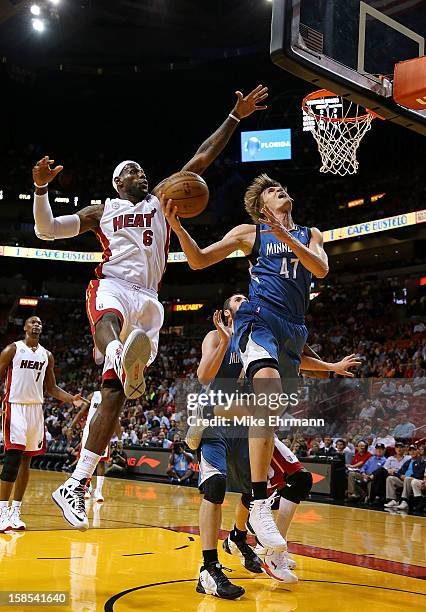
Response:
[198,428,251,495]
[233,299,308,380]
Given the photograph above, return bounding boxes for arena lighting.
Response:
[420,277,426,286]
[19,194,31,200]
[19,298,39,307]
[309,292,321,300]
[49,0,60,4]
[371,192,386,202]
[347,198,364,208]
[32,18,45,32]
[30,4,41,16]
[172,303,204,312]
[1,208,424,264]
[54,196,70,203]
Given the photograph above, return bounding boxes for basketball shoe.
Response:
[222,535,263,573]
[0,507,12,533]
[196,563,244,600]
[185,401,211,450]
[8,506,26,531]
[254,545,298,584]
[246,493,287,552]
[93,490,104,503]
[114,330,151,400]
[52,477,89,531]
[84,483,93,500]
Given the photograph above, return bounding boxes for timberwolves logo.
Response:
[244,136,261,159]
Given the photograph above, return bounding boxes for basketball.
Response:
[160,171,209,218]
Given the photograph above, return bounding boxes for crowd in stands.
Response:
[0,274,424,511]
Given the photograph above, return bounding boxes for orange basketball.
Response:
[160,171,209,218]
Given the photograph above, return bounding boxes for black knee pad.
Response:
[241,492,253,510]
[280,469,313,504]
[1,449,23,482]
[203,474,227,505]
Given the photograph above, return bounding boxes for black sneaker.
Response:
[196,563,245,599]
[223,535,263,573]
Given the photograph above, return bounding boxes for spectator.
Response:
[351,441,372,468]
[105,442,128,477]
[335,439,353,464]
[380,381,397,395]
[317,435,337,458]
[384,445,426,511]
[167,443,194,486]
[372,427,396,449]
[308,441,321,457]
[367,442,410,504]
[157,432,173,449]
[346,443,387,501]
[398,382,413,396]
[392,413,416,441]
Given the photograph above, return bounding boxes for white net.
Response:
[303,93,374,176]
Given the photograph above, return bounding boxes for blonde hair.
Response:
[244,174,281,223]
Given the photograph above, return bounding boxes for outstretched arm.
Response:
[180,85,268,175]
[162,195,255,269]
[301,353,361,377]
[33,156,103,239]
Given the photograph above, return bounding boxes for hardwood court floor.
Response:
[0,471,425,611]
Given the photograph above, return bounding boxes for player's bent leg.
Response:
[0,450,23,533]
[223,495,263,574]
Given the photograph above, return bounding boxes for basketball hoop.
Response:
[302,89,378,176]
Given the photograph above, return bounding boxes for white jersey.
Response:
[5,340,49,405]
[94,195,170,294]
[86,391,102,427]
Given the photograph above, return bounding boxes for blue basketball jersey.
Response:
[209,332,243,394]
[248,224,312,323]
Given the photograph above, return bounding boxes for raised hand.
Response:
[233,84,268,119]
[33,156,63,187]
[331,354,362,377]
[212,310,232,345]
[160,193,182,234]
[259,206,292,243]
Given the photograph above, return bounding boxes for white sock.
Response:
[0,501,8,509]
[96,476,105,493]
[105,339,123,378]
[71,449,101,481]
[11,501,22,509]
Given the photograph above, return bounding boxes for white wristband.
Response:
[228,113,240,123]
[34,182,48,189]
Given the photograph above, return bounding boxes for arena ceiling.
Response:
[0,0,272,72]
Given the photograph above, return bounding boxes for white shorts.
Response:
[86,277,164,380]
[2,402,46,455]
[81,419,109,462]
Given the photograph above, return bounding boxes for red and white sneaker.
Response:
[255,545,298,584]
[115,330,151,399]
[8,506,26,531]
[0,507,12,533]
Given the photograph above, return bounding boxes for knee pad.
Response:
[241,492,253,510]
[280,469,313,504]
[1,449,23,482]
[203,474,227,505]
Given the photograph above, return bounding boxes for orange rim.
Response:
[302,89,378,123]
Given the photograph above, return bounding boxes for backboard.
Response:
[271,0,426,135]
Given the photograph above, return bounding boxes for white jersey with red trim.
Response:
[5,341,49,405]
[94,194,170,294]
